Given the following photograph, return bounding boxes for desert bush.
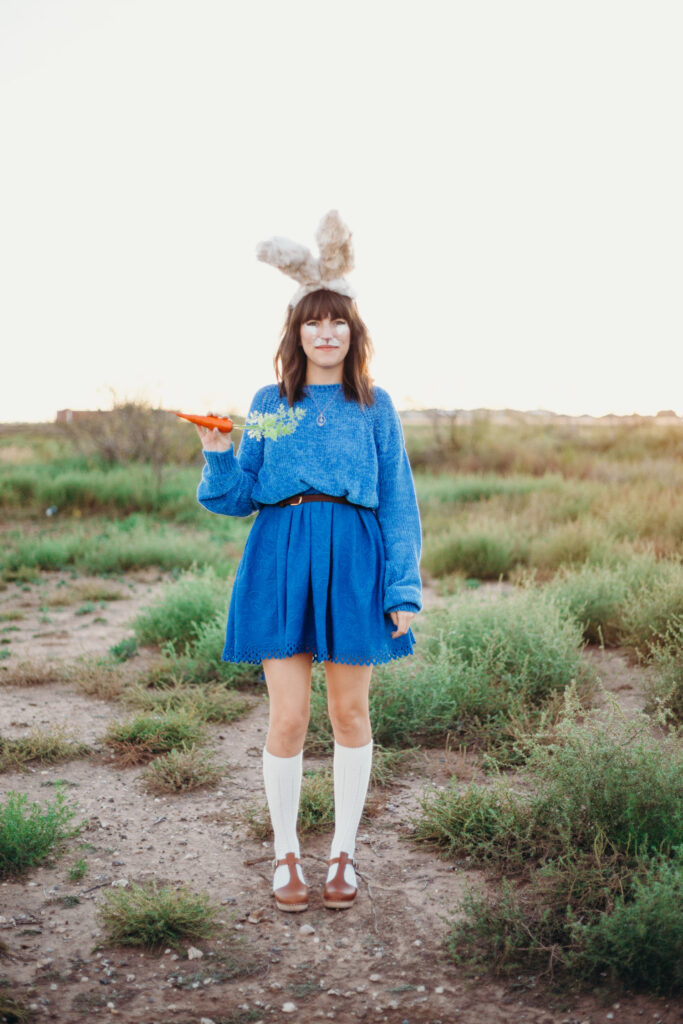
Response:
[430,707,683,992]
[642,618,683,724]
[121,680,253,724]
[96,880,220,949]
[571,853,683,993]
[422,522,523,579]
[0,515,239,579]
[132,566,227,648]
[143,612,263,689]
[68,656,128,700]
[308,591,587,757]
[545,555,683,648]
[103,711,204,766]
[138,746,225,794]
[0,788,81,877]
[0,728,91,773]
[417,708,682,865]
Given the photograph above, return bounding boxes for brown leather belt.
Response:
[277,493,356,508]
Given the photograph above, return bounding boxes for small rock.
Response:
[282,1003,297,1014]
[111,879,129,888]
[125,974,135,982]
[369,973,381,981]
[187,946,203,960]
[413,939,422,946]
[435,985,445,993]
[299,923,316,935]
[200,1019,216,1024]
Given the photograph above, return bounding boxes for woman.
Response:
[195,212,422,913]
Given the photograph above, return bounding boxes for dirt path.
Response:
[0,574,677,1024]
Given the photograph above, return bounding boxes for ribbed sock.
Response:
[262,747,306,889]
[327,738,373,888]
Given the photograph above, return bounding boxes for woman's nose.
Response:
[319,319,333,338]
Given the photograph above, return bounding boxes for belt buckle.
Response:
[290,495,303,506]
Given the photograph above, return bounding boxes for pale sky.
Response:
[1,0,682,422]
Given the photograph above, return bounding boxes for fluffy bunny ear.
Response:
[316,209,354,281]
[256,237,320,286]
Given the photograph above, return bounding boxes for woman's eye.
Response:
[305,321,319,326]
[334,320,347,326]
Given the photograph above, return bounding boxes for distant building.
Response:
[55,409,110,424]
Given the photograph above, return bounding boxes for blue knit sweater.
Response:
[197,383,422,614]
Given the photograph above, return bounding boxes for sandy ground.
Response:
[0,573,679,1024]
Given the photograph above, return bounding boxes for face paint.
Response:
[313,337,341,348]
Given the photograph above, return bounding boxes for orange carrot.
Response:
[172,411,234,433]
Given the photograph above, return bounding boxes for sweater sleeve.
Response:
[196,388,267,518]
[373,389,423,614]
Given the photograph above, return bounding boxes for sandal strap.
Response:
[274,854,302,869]
[327,853,358,869]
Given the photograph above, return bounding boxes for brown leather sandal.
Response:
[273,852,308,913]
[323,851,358,909]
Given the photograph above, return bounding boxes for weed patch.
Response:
[103,711,204,766]
[96,880,220,949]
[121,680,253,724]
[0,788,81,877]
[0,727,91,773]
[132,566,226,648]
[309,592,589,759]
[430,704,683,992]
[138,746,225,793]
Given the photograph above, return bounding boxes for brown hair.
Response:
[274,290,375,408]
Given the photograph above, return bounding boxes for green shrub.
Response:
[643,618,683,724]
[121,681,253,724]
[146,612,263,689]
[0,516,239,578]
[138,746,225,794]
[103,711,204,765]
[309,592,588,755]
[572,853,683,994]
[417,710,682,866]
[132,567,227,649]
[97,880,220,949]
[435,708,683,992]
[422,524,522,579]
[108,636,138,662]
[0,788,81,877]
[546,555,683,649]
[0,728,91,773]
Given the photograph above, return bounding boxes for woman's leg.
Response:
[324,662,374,897]
[262,654,313,894]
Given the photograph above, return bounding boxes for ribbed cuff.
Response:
[202,447,235,473]
[386,602,421,614]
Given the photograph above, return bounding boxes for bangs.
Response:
[295,289,355,323]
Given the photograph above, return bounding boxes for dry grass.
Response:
[0,726,91,773]
[45,580,125,607]
[67,657,129,700]
[138,746,226,793]
[0,658,62,687]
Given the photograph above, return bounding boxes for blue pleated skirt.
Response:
[222,499,415,666]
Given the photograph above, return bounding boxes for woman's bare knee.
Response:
[263,654,312,756]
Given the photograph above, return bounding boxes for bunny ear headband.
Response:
[256,209,356,310]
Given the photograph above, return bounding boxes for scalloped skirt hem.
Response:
[221,638,415,667]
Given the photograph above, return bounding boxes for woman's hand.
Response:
[194,411,233,453]
[389,610,416,638]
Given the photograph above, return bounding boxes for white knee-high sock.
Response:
[327,738,373,887]
[262,747,305,889]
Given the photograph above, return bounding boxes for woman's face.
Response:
[299,315,351,371]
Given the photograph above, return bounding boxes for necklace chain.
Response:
[306,386,339,426]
